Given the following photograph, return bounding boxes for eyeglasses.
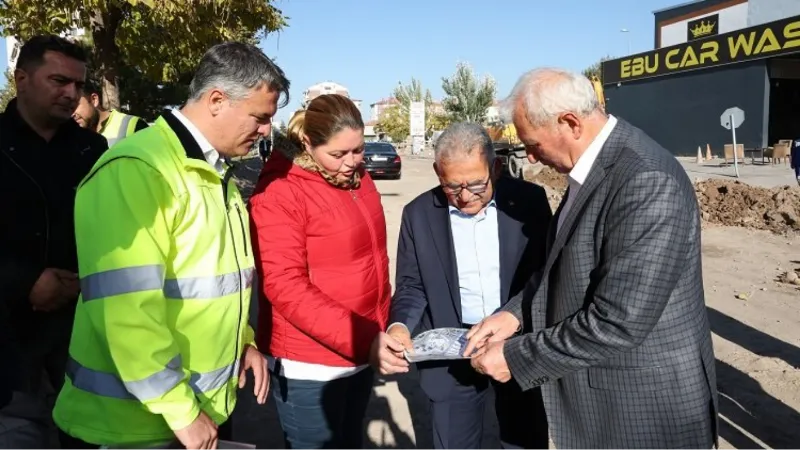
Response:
[441,177,491,197]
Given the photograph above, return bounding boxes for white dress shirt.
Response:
[170,109,225,175]
[557,115,618,234]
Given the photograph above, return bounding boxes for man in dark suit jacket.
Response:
[369,122,552,449]
[466,68,719,449]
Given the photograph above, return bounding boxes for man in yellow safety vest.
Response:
[53,42,290,449]
[72,82,149,146]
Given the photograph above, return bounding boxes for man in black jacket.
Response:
[370,123,552,448]
[0,35,107,447]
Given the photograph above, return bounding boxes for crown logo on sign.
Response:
[690,20,716,38]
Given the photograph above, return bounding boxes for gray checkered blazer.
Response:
[502,119,718,448]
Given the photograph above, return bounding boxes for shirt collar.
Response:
[170,109,225,175]
[568,115,617,187]
[448,196,497,218]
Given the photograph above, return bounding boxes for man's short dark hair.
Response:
[16,35,87,72]
[83,79,102,101]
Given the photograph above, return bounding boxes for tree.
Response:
[582,55,614,83]
[0,0,287,110]
[374,77,450,142]
[441,62,496,124]
[0,70,16,111]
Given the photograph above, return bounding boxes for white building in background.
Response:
[302,81,361,109]
[369,97,399,121]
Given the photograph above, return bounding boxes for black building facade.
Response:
[601,9,800,156]
[604,61,769,155]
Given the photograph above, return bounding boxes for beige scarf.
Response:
[272,133,361,189]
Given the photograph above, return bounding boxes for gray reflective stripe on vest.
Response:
[118,114,134,140]
[164,267,255,299]
[105,114,135,146]
[81,265,165,301]
[66,356,239,401]
[80,265,255,301]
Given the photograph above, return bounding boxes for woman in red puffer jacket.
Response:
[248,94,390,449]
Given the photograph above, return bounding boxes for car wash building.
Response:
[601,0,800,155]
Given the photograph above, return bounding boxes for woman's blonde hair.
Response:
[286,94,364,149]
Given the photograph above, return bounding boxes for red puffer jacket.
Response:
[248,143,391,367]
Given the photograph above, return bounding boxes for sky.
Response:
[0,0,682,123]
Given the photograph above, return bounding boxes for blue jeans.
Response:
[270,367,374,449]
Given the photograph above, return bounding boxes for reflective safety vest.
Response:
[100,109,143,146]
[53,113,256,447]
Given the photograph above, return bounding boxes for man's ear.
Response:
[90,93,101,108]
[432,161,440,177]
[559,112,582,140]
[207,89,226,116]
[13,68,27,93]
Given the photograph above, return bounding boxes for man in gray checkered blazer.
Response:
[463,68,719,449]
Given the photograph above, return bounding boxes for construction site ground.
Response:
[232,156,800,449]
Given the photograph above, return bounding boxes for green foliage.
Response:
[374,77,450,142]
[0,0,287,109]
[0,70,16,112]
[441,62,496,124]
[374,105,407,143]
[582,55,614,83]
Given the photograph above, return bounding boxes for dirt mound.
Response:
[526,166,568,192]
[694,179,800,234]
[524,166,567,212]
[522,165,800,234]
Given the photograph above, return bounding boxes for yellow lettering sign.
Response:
[665,49,681,69]
[620,60,631,78]
[700,41,720,63]
[628,55,659,76]
[783,21,800,49]
[680,46,700,67]
[728,32,755,58]
[631,57,644,76]
[605,16,800,84]
[755,28,782,53]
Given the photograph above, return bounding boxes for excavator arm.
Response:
[591,75,606,110]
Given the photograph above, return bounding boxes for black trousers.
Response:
[57,418,233,448]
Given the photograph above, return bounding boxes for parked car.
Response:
[363,142,401,179]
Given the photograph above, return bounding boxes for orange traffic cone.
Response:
[705,144,712,161]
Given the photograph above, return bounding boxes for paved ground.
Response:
[231,156,800,449]
[677,156,798,188]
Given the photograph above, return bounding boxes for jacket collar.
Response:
[2,98,82,145]
[160,109,207,163]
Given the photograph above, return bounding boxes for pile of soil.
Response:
[524,166,567,212]
[523,165,800,235]
[694,179,800,234]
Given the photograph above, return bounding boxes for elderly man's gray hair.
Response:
[189,41,290,107]
[434,122,495,165]
[499,67,600,127]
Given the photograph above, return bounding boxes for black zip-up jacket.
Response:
[0,98,107,393]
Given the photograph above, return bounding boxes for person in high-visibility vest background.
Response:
[53,41,290,449]
[72,81,149,146]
